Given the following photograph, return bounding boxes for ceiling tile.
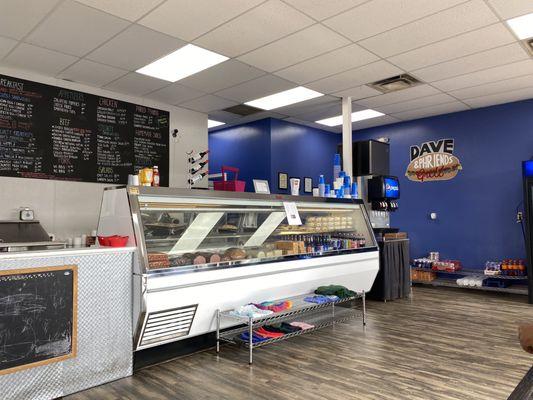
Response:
[431,59,533,91]
[332,85,383,100]
[353,85,441,108]
[103,72,169,96]
[179,60,266,93]
[306,60,403,94]
[87,24,185,70]
[359,0,498,58]
[486,0,533,19]
[352,115,401,131]
[145,83,205,105]
[178,95,237,112]
[274,43,378,84]
[74,0,164,21]
[290,102,341,121]
[283,117,339,133]
[283,0,367,21]
[389,23,516,71]
[0,37,18,59]
[0,0,60,40]
[377,93,458,114]
[323,0,465,42]
[139,0,263,41]
[412,43,529,82]
[463,86,533,108]
[214,74,295,102]
[238,24,349,72]
[274,95,339,117]
[194,0,314,57]
[207,110,242,124]
[26,1,130,57]
[450,74,533,99]
[2,43,78,75]
[392,101,469,120]
[58,59,127,87]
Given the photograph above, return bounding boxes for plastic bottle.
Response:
[153,166,160,187]
[343,175,351,198]
[333,153,341,180]
[351,182,358,199]
[318,175,325,197]
[324,184,331,197]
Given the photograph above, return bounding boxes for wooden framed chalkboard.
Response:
[0,265,78,375]
[0,74,170,185]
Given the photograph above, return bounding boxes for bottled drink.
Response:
[190,160,209,174]
[188,150,209,163]
[318,175,325,197]
[188,171,208,185]
[153,165,160,186]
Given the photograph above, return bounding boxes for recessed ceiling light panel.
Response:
[136,44,228,82]
[507,12,533,40]
[316,109,384,127]
[245,86,323,110]
[208,119,225,128]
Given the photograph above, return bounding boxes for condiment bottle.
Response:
[153,165,160,187]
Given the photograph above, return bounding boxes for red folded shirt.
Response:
[255,326,285,338]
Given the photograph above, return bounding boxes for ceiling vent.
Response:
[222,104,262,116]
[367,74,421,93]
[522,38,533,57]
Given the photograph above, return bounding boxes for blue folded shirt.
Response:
[304,295,340,304]
[239,331,269,343]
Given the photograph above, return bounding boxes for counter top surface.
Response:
[0,246,136,259]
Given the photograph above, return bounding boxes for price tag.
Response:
[283,202,302,226]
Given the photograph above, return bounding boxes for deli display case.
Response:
[97,186,379,350]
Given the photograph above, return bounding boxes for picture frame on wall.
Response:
[278,172,288,190]
[304,177,313,193]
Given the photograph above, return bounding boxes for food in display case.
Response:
[136,193,376,273]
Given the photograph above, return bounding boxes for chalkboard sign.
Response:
[0,265,77,375]
[0,74,169,185]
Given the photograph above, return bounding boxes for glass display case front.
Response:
[135,192,377,274]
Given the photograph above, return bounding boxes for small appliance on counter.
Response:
[0,220,66,252]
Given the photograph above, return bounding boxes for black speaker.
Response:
[353,140,390,176]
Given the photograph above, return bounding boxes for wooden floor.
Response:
[65,287,533,400]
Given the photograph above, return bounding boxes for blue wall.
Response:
[354,99,533,267]
[270,119,340,194]
[208,119,271,192]
[208,99,533,267]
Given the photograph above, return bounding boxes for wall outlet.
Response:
[517,211,523,223]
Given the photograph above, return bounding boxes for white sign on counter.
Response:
[283,202,302,226]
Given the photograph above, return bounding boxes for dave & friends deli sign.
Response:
[405,138,462,182]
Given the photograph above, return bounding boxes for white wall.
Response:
[0,66,208,240]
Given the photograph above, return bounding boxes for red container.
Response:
[213,166,246,192]
[98,235,129,247]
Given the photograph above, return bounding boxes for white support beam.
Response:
[342,96,352,178]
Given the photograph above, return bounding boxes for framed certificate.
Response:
[278,172,288,190]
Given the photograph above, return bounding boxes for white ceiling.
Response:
[0,0,532,133]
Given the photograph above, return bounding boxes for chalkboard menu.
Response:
[0,265,77,375]
[0,74,169,185]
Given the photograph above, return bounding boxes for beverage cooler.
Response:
[524,161,533,304]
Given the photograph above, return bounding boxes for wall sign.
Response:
[0,74,169,185]
[405,138,462,182]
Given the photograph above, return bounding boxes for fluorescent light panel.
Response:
[245,86,323,110]
[506,12,533,40]
[208,119,225,128]
[136,44,228,82]
[316,109,384,127]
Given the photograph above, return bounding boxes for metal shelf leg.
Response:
[248,317,253,365]
[216,309,220,353]
[362,291,366,326]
